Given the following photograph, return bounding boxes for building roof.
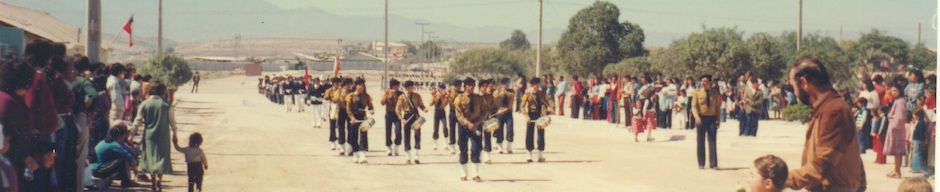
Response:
[0,2,85,48]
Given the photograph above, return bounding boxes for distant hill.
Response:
[5,0,564,44]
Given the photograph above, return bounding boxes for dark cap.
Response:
[354,78,366,85]
[390,79,401,87]
[529,77,541,84]
[404,80,415,87]
[463,78,476,85]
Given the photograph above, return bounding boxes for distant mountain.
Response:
[5,0,564,44]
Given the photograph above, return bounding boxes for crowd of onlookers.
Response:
[0,39,207,192]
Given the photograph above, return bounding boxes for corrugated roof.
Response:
[0,2,84,48]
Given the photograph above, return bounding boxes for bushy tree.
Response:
[651,27,749,80]
[851,29,910,72]
[448,48,525,80]
[907,43,937,71]
[746,32,787,81]
[499,30,531,51]
[139,53,193,88]
[555,1,645,78]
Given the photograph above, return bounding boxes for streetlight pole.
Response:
[384,0,389,89]
[416,22,430,63]
[536,0,542,76]
[797,0,802,51]
[86,0,101,63]
[158,0,163,54]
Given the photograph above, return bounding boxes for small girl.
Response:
[747,155,788,192]
[173,133,208,192]
[910,109,928,174]
[871,106,890,164]
[675,91,688,129]
[631,99,645,142]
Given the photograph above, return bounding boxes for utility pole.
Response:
[918,23,922,44]
[158,0,163,54]
[797,0,802,51]
[86,0,101,63]
[536,0,543,76]
[384,0,389,89]
[416,22,430,63]
[839,27,843,42]
[425,31,434,62]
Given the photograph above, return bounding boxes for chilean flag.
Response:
[122,14,134,47]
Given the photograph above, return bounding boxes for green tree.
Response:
[139,53,193,88]
[556,1,645,78]
[796,33,857,89]
[746,32,787,81]
[448,48,525,80]
[851,29,910,72]
[604,56,651,77]
[652,27,749,80]
[499,30,531,51]
[907,43,937,70]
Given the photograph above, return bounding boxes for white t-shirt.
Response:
[861,90,880,109]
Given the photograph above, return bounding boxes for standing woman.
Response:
[132,81,177,191]
[884,85,909,178]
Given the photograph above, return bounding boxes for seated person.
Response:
[91,125,140,188]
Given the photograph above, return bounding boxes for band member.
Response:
[455,78,486,181]
[293,78,305,112]
[447,80,463,154]
[397,81,428,164]
[495,78,515,154]
[309,77,329,128]
[522,77,554,163]
[323,78,344,152]
[477,79,497,164]
[381,79,404,156]
[347,79,374,163]
[336,78,354,156]
[429,84,449,150]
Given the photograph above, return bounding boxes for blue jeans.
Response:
[857,130,868,154]
[913,140,927,173]
[738,109,748,136]
[720,109,727,122]
[385,113,402,146]
[747,113,760,136]
[458,124,482,164]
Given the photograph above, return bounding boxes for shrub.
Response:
[782,103,812,123]
[139,53,193,89]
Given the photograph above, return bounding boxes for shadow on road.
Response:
[485,179,551,182]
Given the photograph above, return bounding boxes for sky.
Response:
[4,0,937,48]
[265,0,938,48]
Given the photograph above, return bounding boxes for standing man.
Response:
[692,75,721,170]
[381,79,403,156]
[191,72,200,93]
[324,78,343,152]
[522,78,554,163]
[396,80,427,164]
[346,79,374,164]
[455,78,485,182]
[743,78,764,137]
[429,84,449,150]
[556,76,567,116]
[659,78,677,129]
[446,80,463,154]
[495,78,515,154]
[784,57,866,191]
[570,75,583,119]
[309,77,330,128]
[335,78,353,156]
[514,73,526,113]
[478,79,496,164]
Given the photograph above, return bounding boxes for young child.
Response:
[22,140,56,191]
[910,109,928,174]
[854,98,870,154]
[631,99,645,142]
[674,91,688,129]
[174,133,209,192]
[897,176,932,192]
[871,106,890,164]
[747,155,788,192]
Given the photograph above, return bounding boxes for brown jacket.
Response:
[786,92,866,192]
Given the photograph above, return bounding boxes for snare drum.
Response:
[535,116,551,129]
[411,116,426,130]
[358,118,375,132]
[483,118,499,132]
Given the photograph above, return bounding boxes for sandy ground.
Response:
[103,70,928,192]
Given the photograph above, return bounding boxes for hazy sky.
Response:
[266,0,938,48]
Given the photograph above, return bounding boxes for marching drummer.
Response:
[325,78,348,155]
[447,80,463,154]
[479,79,497,164]
[346,78,374,164]
[455,78,486,181]
[381,79,404,156]
[521,77,554,163]
[495,78,515,154]
[396,80,428,164]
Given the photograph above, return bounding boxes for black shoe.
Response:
[527,159,533,163]
[415,160,421,164]
[85,185,100,191]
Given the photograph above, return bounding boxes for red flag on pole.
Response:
[122,15,134,47]
[304,66,311,87]
[333,55,341,77]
